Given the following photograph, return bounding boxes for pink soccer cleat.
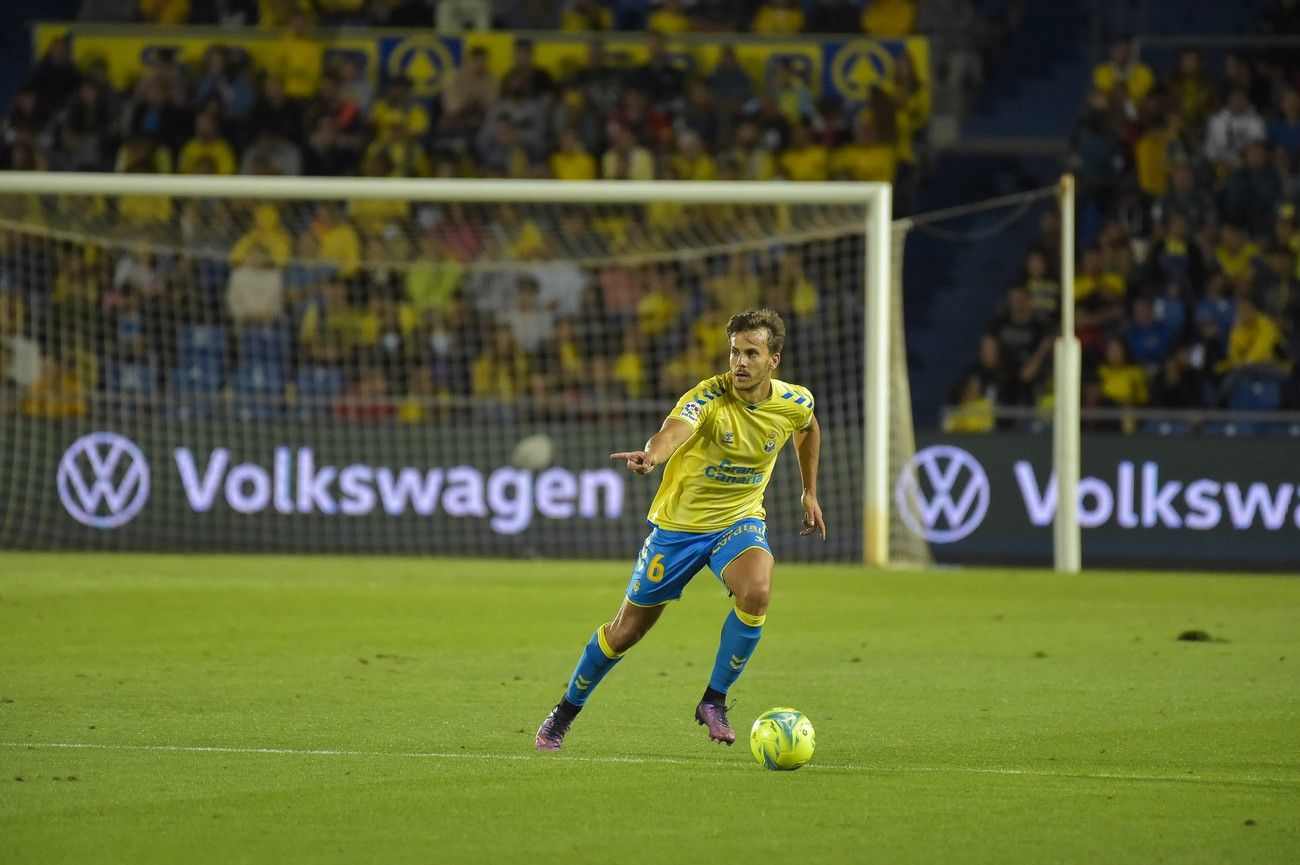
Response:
[695,700,736,745]
[535,706,575,751]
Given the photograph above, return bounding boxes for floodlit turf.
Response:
[0,554,1297,864]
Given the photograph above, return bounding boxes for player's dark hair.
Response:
[727,308,786,355]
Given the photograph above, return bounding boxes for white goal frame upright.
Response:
[0,173,895,566]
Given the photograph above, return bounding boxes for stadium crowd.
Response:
[1,1,1000,421]
[948,9,1300,433]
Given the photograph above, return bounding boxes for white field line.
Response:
[1,741,1295,789]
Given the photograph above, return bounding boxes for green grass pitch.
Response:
[1,553,1297,864]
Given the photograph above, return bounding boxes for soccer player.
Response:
[536,308,825,750]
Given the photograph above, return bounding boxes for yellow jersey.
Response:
[648,373,814,532]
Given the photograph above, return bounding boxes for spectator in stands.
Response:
[193,46,256,134]
[405,235,464,319]
[139,0,190,23]
[24,35,80,117]
[1222,52,1271,111]
[133,46,188,109]
[305,72,365,145]
[1166,48,1216,134]
[1209,222,1263,300]
[1076,245,1127,303]
[335,56,373,118]
[479,77,548,162]
[562,0,613,30]
[864,0,916,37]
[644,0,688,33]
[270,13,324,104]
[49,79,115,172]
[1092,36,1155,110]
[751,0,804,34]
[1097,337,1150,413]
[944,373,995,433]
[1196,275,1237,341]
[601,121,654,181]
[1219,293,1288,377]
[310,203,360,278]
[677,78,725,151]
[704,45,753,114]
[988,286,1052,405]
[241,128,302,176]
[690,0,748,31]
[637,31,687,109]
[1134,112,1186,199]
[126,77,191,154]
[1024,249,1060,324]
[191,0,256,26]
[957,334,1014,408]
[1204,88,1267,171]
[441,46,498,149]
[178,109,237,174]
[1224,141,1284,235]
[549,128,597,180]
[1142,212,1206,295]
[670,129,716,180]
[302,113,353,176]
[472,324,530,403]
[477,116,537,178]
[371,76,431,142]
[226,245,284,324]
[1260,243,1299,340]
[830,112,897,183]
[1123,296,1173,370]
[247,75,303,144]
[915,0,984,106]
[501,39,555,102]
[805,0,861,33]
[721,118,776,181]
[231,204,292,268]
[1154,163,1217,236]
[1271,88,1300,163]
[1072,89,1125,216]
[779,123,828,181]
[770,60,819,130]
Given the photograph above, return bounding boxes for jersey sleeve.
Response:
[790,384,816,430]
[668,377,726,431]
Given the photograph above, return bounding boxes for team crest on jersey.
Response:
[764,431,777,453]
[722,431,735,445]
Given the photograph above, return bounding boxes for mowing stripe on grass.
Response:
[2,741,1295,790]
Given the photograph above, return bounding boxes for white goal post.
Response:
[0,173,899,565]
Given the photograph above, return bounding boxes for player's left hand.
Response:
[800,491,826,540]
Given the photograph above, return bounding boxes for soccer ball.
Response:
[510,434,554,470]
[750,707,816,771]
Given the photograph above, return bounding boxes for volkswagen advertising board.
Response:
[900,433,1300,569]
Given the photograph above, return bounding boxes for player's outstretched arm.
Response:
[794,415,826,539]
[611,417,694,476]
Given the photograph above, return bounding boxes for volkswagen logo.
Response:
[57,432,150,529]
[896,445,990,543]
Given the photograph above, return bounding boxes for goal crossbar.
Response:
[0,172,889,206]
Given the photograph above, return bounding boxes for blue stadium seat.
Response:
[167,357,223,420]
[238,324,289,366]
[294,365,344,419]
[178,324,226,364]
[232,362,285,420]
[106,358,157,419]
[1226,376,1282,412]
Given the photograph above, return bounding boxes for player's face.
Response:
[730,329,779,396]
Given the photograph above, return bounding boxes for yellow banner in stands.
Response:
[33,24,926,103]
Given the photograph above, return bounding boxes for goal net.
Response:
[0,174,924,565]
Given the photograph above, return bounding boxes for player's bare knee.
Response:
[735,582,770,616]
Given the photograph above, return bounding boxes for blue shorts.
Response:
[625,518,772,607]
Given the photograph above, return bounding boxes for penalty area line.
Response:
[0,742,1293,789]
